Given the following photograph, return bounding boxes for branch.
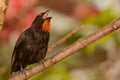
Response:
[0,0,8,30]
[48,26,83,52]
[9,18,120,80]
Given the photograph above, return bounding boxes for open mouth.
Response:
[43,10,52,20]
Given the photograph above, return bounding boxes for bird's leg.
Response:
[20,64,27,79]
[38,59,46,71]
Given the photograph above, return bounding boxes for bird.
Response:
[11,10,52,73]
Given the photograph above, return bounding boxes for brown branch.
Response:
[48,26,83,52]
[9,18,120,80]
[0,0,8,30]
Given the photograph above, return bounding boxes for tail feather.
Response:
[11,61,21,73]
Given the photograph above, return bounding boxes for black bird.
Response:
[11,10,52,73]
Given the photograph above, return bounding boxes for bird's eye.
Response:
[38,13,42,17]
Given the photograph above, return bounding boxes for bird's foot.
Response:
[20,67,28,79]
[38,59,46,71]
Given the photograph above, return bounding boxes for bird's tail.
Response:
[10,61,21,73]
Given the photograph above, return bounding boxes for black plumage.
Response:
[11,11,51,73]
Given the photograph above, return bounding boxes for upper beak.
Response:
[43,10,50,14]
[38,10,50,17]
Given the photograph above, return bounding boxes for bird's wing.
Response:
[11,32,26,65]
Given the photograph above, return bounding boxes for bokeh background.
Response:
[0,0,120,80]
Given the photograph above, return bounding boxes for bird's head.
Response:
[32,10,52,32]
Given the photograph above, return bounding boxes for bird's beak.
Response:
[43,10,50,14]
[43,10,52,20]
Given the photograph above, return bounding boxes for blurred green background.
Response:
[0,0,120,80]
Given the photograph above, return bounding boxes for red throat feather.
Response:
[41,20,50,32]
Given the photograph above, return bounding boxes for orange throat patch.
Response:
[41,20,50,32]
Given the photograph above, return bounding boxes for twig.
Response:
[0,0,8,30]
[9,18,120,80]
[48,26,83,52]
